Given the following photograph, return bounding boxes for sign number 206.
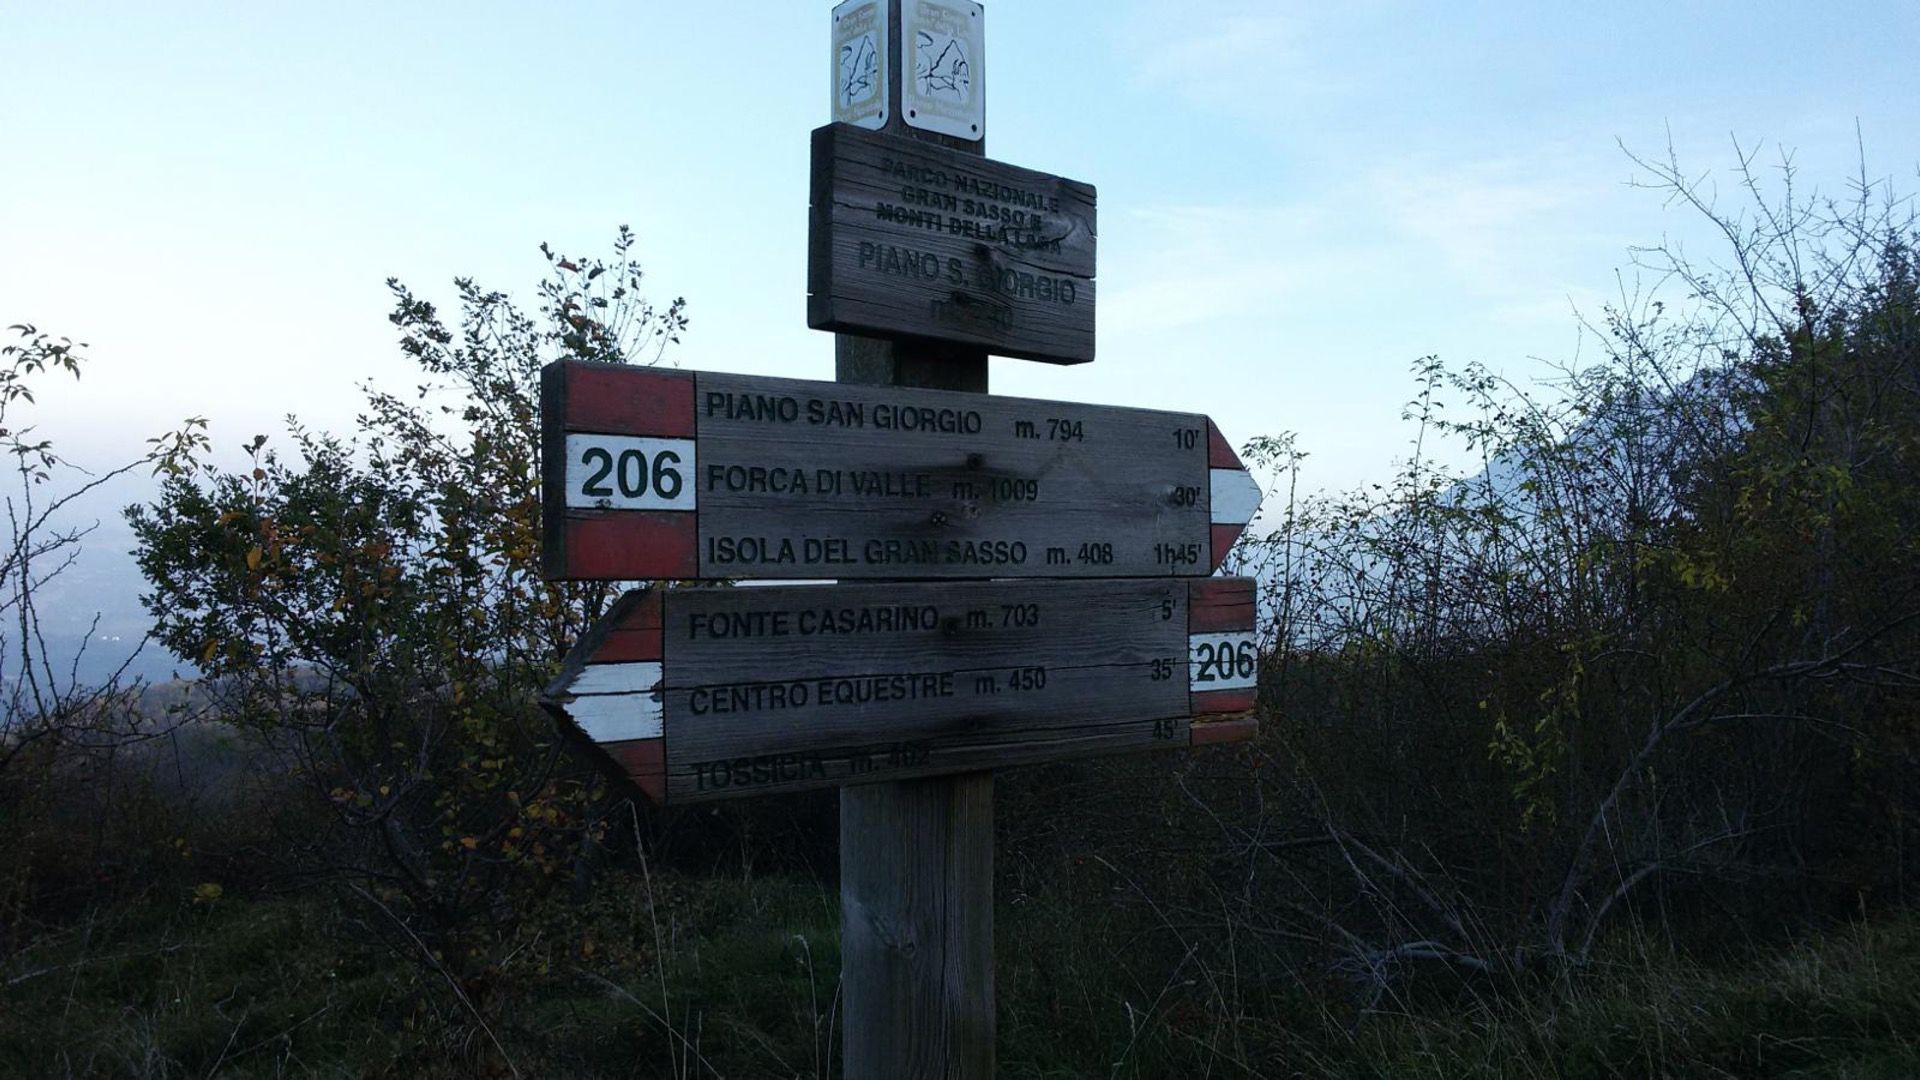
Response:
[1188,632,1258,691]
[564,434,697,512]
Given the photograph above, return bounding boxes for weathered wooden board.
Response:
[808,123,1096,364]
[540,362,1261,581]
[542,577,1258,804]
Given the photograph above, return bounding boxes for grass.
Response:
[1304,920,1920,1079]
[0,871,845,1078]
[0,890,416,1077]
[4,874,1918,1077]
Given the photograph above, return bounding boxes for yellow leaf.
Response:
[460,836,478,850]
[193,882,223,903]
[246,546,262,570]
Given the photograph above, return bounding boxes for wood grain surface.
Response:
[541,363,1264,581]
[541,578,1259,805]
[809,123,1096,364]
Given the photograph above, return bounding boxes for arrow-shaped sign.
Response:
[541,362,1262,581]
[543,577,1258,804]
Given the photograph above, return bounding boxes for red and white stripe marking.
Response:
[1205,419,1261,568]
[1187,576,1259,746]
[545,589,669,801]
[560,661,664,741]
[549,366,699,581]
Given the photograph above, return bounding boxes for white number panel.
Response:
[564,434,697,512]
[1187,631,1258,691]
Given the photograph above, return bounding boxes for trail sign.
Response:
[832,0,889,130]
[808,123,1095,364]
[540,361,1262,582]
[543,577,1258,804]
[901,1,983,139]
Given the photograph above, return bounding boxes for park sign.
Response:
[539,361,1262,582]
[831,0,890,130]
[542,577,1258,804]
[808,123,1095,364]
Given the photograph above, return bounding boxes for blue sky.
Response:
[4,0,1916,501]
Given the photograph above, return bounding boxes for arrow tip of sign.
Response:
[1208,466,1262,571]
[1210,468,1262,524]
[1204,420,1261,570]
[1205,419,1242,471]
[1211,524,1247,570]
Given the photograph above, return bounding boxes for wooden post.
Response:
[838,3,994,1075]
[840,770,995,1077]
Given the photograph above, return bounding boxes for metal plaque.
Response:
[832,0,889,130]
[902,0,983,140]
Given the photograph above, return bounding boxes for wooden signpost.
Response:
[809,123,1096,364]
[540,363,1261,581]
[543,577,1256,804]
[540,5,1263,1075]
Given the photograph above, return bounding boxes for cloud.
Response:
[1100,149,1628,340]
[1114,1,1339,109]
[1100,203,1345,334]
[1360,151,1633,301]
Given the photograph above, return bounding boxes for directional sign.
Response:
[809,123,1096,364]
[540,361,1262,581]
[543,577,1258,804]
